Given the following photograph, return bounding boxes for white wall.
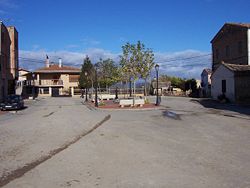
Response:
[211,65,235,102]
[201,71,212,96]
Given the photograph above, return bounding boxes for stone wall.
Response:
[212,25,249,71]
[235,72,250,104]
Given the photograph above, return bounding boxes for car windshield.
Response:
[5,96,20,103]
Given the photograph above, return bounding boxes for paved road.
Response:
[0,97,109,187]
[1,96,250,188]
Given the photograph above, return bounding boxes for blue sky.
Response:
[1,0,249,78]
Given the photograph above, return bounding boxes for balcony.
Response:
[26,79,64,87]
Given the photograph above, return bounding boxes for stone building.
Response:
[0,21,18,101]
[7,26,19,92]
[0,21,11,101]
[211,23,250,71]
[211,62,250,103]
[211,23,250,103]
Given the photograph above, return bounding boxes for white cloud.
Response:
[19,48,211,79]
[80,37,101,46]
[155,50,211,79]
[19,48,120,70]
[65,44,80,49]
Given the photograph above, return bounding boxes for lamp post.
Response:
[84,71,88,102]
[95,65,98,107]
[32,72,35,100]
[155,64,159,106]
[115,86,118,99]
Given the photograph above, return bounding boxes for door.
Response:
[52,88,59,97]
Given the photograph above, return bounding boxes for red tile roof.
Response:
[34,64,81,73]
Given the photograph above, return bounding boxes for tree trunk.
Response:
[129,79,132,97]
[144,78,147,96]
[133,80,136,97]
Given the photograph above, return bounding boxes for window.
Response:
[226,45,230,57]
[238,41,243,54]
[222,80,226,93]
[69,75,80,82]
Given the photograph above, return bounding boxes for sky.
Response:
[0,0,249,78]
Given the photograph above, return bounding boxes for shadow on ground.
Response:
[190,99,250,116]
[162,110,181,120]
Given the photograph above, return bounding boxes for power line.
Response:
[19,53,212,69]
[156,53,211,64]
[19,57,82,67]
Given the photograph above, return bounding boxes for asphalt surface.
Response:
[0,96,250,188]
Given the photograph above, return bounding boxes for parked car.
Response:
[0,95,24,111]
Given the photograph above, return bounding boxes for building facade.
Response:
[211,23,250,103]
[25,58,81,97]
[201,68,212,97]
[0,22,18,101]
[211,63,250,103]
[7,26,19,88]
[0,21,11,101]
[211,23,250,71]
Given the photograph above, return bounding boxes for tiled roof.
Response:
[19,68,30,72]
[211,22,250,43]
[225,23,250,28]
[34,64,81,73]
[223,63,250,72]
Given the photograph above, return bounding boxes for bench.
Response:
[133,98,145,107]
[119,98,145,107]
[119,99,134,107]
[100,94,116,100]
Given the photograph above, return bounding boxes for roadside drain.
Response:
[0,114,111,187]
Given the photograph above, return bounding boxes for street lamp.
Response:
[84,71,88,102]
[155,64,159,106]
[94,65,98,107]
[115,86,118,99]
[32,72,35,100]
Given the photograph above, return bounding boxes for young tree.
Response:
[159,75,186,90]
[138,48,155,96]
[95,58,119,89]
[120,41,155,96]
[119,42,137,96]
[79,56,94,93]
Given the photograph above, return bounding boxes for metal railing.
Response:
[25,79,63,86]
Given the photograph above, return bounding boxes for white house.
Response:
[201,68,212,97]
[211,62,250,103]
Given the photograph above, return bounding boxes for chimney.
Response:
[58,58,62,67]
[45,55,50,67]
